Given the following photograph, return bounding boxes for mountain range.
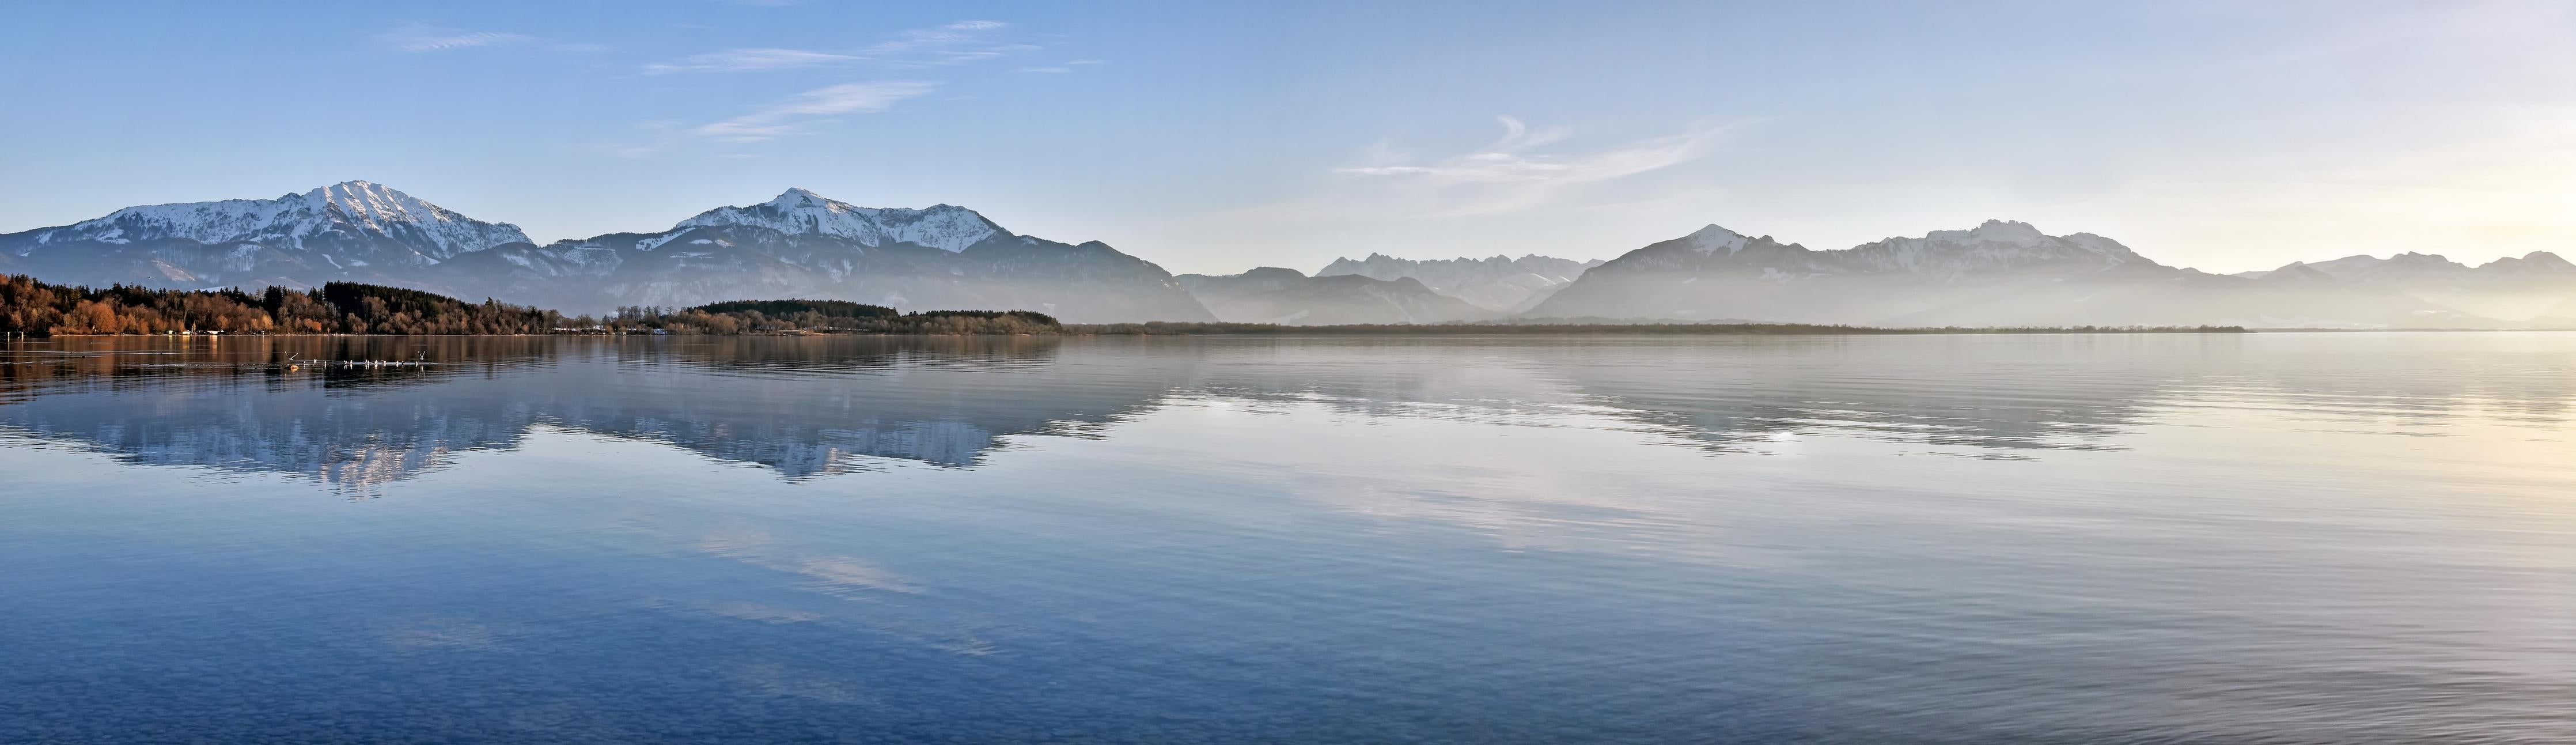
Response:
[0,183,1211,323]
[2233,252,2576,323]
[1525,221,2571,328]
[0,181,530,290]
[1315,254,1603,313]
[1176,267,1493,325]
[5,181,2570,328]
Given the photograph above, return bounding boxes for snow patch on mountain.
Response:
[1841,220,2145,279]
[636,231,688,252]
[675,188,1005,252]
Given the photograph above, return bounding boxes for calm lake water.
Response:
[2,334,2570,744]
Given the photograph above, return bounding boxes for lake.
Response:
[2,334,2570,744]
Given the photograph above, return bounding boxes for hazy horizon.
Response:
[5,1,2570,275]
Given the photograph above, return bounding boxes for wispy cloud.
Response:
[636,18,1029,75]
[645,48,858,74]
[1328,116,1733,217]
[1016,58,1102,74]
[378,24,537,52]
[692,81,940,142]
[601,19,1031,156]
[855,20,1032,67]
[377,23,604,54]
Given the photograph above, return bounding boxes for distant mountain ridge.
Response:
[1526,220,2541,328]
[1176,267,1491,325]
[2235,251,2576,322]
[1315,253,1603,312]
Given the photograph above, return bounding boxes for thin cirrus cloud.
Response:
[644,48,859,74]
[378,24,537,52]
[1327,116,1732,217]
[692,81,941,142]
[377,23,603,54]
[604,19,1036,155]
[636,20,1025,74]
[858,20,1032,67]
[1017,58,1105,74]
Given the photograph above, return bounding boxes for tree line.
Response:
[1,275,1063,336]
[1,275,563,336]
[603,301,1062,335]
[1069,321,2250,335]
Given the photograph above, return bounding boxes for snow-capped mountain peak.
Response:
[1681,224,1751,254]
[301,181,529,256]
[1930,219,2050,247]
[1838,220,2149,279]
[675,189,1007,252]
[26,180,526,260]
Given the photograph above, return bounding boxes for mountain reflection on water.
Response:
[6,333,2574,744]
[3,334,2571,492]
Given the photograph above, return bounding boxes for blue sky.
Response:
[2,1,2569,274]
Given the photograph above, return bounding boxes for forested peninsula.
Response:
[0,275,1062,336]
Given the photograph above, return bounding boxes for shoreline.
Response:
[18,327,2576,340]
[17,326,2247,338]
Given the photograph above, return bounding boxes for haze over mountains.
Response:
[5,181,2570,328]
[1316,254,1603,313]
[1528,220,2573,328]
[1176,268,1494,325]
[2233,252,2576,324]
